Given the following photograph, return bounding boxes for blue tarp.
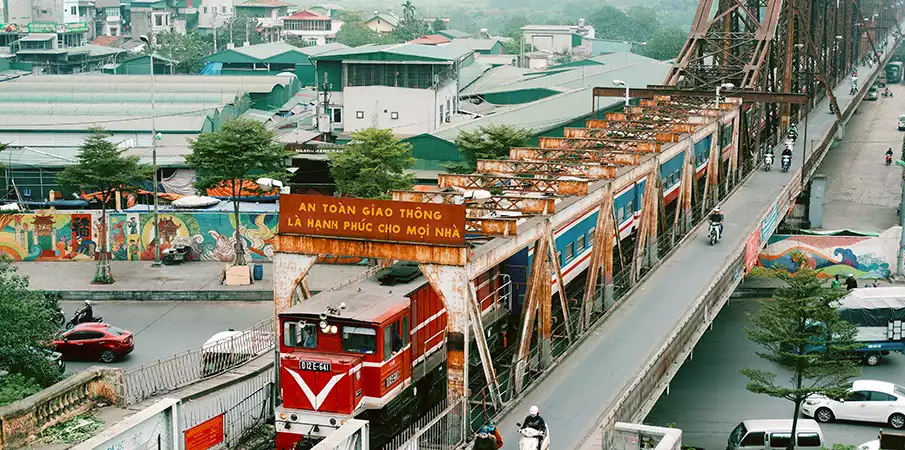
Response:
[200,62,222,75]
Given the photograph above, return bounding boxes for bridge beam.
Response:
[582,185,615,330]
[272,252,317,328]
[511,237,549,393]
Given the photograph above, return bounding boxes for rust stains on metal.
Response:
[392,190,556,215]
[510,148,642,165]
[537,136,663,153]
[279,194,466,246]
[585,119,698,134]
[466,218,518,236]
[475,159,616,180]
[591,86,809,104]
[562,127,682,143]
[276,235,467,266]
[438,174,589,196]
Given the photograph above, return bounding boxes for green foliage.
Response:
[588,5,658,42]
[392,0,428,41]
[0,261,63,387]
[186,119,290,264]
[336,21,397,47]
[39,414,103,444]
[640,27,688,60]
[58,129,152,283]
[149,32,211,74]
[329,128,415,198]
[742,268,860,450]
[211,16,265,49]
[447,125,533,173]
[430,18,448,32]
[0,373,42,407]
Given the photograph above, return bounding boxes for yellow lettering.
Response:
[298,203,315,212]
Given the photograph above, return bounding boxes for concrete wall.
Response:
[756,226,900,279]
[71,398,181,450]
[342,81,457,134]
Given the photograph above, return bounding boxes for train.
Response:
[275,128,730,449]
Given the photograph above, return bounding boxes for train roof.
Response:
[280,265,428,324]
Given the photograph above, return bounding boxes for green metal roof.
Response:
[438,29,471,39]
[445,38,502,53]
[0,114,209,132]
[206,42,349,64]
[311,43,472,63]
[0,102,220,116]
[459,65,533,95]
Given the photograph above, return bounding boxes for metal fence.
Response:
[376,399,466,450]
[123,318,274,405]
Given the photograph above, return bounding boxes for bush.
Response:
[0,372,42,406]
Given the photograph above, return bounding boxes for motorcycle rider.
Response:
[781,145,793,169]
[79,300,94,323]
[474,425,501,450]
[521,406,547,450]
[788,124,798,141]
[709,206,724,239]
[887,148,894,164]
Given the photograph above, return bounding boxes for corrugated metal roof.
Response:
[459,65,533,95]
[18,33,56,42]
[439,29,472,39]
[95,0,120,7]
[366,13,399,27]
[311,43,472,62]
[297,42,348,56]
[458,61,491,90]
[0,102,219,116]
[225,41,305,60]
[235,0,291,7]
[284,10,331,20]
[0,115,209,132]
[2,137,195,168]
[0,74,292,94]
[444,38,501,52]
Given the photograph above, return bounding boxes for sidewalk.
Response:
[16,261,368,301]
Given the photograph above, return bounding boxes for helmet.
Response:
[712,206,721,213]
[848,273,854,278]
[84,300,92,305]
[529,405,539,415]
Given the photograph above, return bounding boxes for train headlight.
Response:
[279,412,288,420]
[341,419,347,425]
[290,414,299,422]
[329,418,337,426]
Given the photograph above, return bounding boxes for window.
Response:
[203,6,207,13]
[557,251,562,264]
[342,326,376,354]
[221,6,226,12]
[769,433,791,449]
[155,14,163,26]
[895,384,905,398]
[383,321,403,361]
[331,107,342,123]
[577,234,586,251]
[65,331,104,341]
[565,242,574,261]
[869,391,897,401]
[439,105,444,125]
[284,321,318,349]
[728,423,747,448]
[356,110,364,119]
[391,111,399,120]
[106,325,127,336]
[588,228,595,244]
[797,433,821,447]
[739,432,764,446]
[626,200,634,215]
[846,391,869,401]
[70,6,77,14]
[401,316,409,346]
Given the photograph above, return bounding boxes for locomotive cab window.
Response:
[284,321,317,349]
[384,321,403,360]
[342,326,377,354]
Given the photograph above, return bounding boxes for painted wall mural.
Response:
[0,213,101,261]
[757,228,899,279]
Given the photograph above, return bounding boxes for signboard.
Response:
[26,22,57,33]
[279,194,466,246]
[299,360,332,372]
[744,230,761,272]
[184,414,224,450]
[59,22,89,32]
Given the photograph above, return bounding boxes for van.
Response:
[727,419,824,450]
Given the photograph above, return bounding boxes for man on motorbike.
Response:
[474,425,501,450]
[788,124,798,141]
[887,148,894,161]
[80,300,94,323]
[521,406,547,450]
[709,206,724,239]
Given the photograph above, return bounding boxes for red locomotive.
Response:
[276,263,509,450]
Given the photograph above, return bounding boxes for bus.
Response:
[887,62,904,83]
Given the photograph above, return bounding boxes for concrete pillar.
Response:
[809,174,827,228]
[272,252,317,331]
[419,264,470,404]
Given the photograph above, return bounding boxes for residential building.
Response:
[310,43,475,135]
[281,10,340,46]
[12,36,125,74]
[5,0,96,38]
[130,0,173,42]
[364,12,398,34]
[307,3,343,18]
[235,0,290,41]
[197,0,233,30]
[202,41,346,81]
[95,0,123,36]
[522,19,596,55]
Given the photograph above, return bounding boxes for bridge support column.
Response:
[634,170,660,276]
[421,264,502,410]
[583,186,615,328]
[808,174,827,228]
[272,252,317,328]
[673,146,695,239]
[512,238,551,392]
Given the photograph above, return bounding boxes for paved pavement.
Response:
[15,261,367,300]
[646,299,902,449]
[493,35,901,450]
[816,80,905,231]
[58,300,273,373]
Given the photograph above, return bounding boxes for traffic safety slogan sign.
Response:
[279,194,467,246]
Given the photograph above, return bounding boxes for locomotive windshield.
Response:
[284,322,318,349]
[342,326,377,354]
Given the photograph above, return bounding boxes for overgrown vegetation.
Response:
[0,373,43,407]
[39,414,104,445]
[446,125,533,174]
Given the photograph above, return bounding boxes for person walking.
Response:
[831,274,841,289]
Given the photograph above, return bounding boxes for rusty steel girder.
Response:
[466,217,519,236]
[438,174,590,195]
[538,136,662,153]
[627,105,723,118]
[593,87,809,104]
[585,119,699,134]
[563,127,683,143]
[510,148,643,165]
[476,159,618,180]
[392,190,557,215]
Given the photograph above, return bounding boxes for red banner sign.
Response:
[279,194,466,246]
[185,414,224,450]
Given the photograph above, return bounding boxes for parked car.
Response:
[36,347,65,374]
[53,323,134,363]
[898,114,905,130]
[802,380,905,429]
[727,419,824,450]
[200,328,272,376]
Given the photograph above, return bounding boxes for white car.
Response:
[898,114,905,131]
[858,440,879,450]
[802,380,905,429]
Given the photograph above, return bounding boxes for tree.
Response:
[0,261,65,391]
[58,129,152,284]
[186,119,290,265]
[741,268,861,450]
[430,18,447,32]
[329,128,415,198]
[641,27,688,60]
[336,21,396,47]
[212,16,265,49]
[392,0,427,41]
[447,125,533,173]
[150,31,211,74]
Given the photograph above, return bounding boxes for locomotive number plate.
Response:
[299,360,332,372]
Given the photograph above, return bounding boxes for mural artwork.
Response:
[0,213,100,261]
[757,230,897,279]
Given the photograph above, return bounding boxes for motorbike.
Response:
[65,309,102,330]
[708,221,721,246]
[54,306,65,328]
[887,154,893,166]
[788,130,798,142]
[162,245,191,265]
[781,154,792,172]
[516,425,550,450]
[829,103,835,114]
[764,153,774,171]
[883,90,894,98]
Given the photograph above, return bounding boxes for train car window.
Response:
[565,242,574,261]
[383,321,404,361]
[626,200,633,213]
[588,228,595,244]
[577,234,586,251]
[342,326,377,354]
[284,321,317,349]
[402,317,409,347]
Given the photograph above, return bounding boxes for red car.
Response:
[53,323,135,363]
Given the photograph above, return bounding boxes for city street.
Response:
[645,298,903,449]
[58,301,273,373]
[816,79,905,231]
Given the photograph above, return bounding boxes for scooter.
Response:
[162,245,191,265]
[781,154,792,172]
[887,154,893,166]
[516,426,550,450]
[764,153,774,172]
[708,221,721,245]
[54,306,65,328]
[65,309,102,330]
[883,90,894,98]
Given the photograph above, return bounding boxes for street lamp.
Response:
[612,79,628,107]
[139,34,161,267]
[716,82,735,108]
